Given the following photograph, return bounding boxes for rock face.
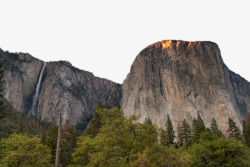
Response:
[1,40,250,134]
[0,48,122,126]
[0,49,45,114]
[122,40,250,135]
[37,61,121,125]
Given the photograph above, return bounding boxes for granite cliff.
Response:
[122,40,250,135]
[1,40,249,135]
[0,49,122,126]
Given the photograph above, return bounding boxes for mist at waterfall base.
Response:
[28,63,46,117]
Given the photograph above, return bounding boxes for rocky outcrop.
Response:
[0,48,122,126]
[122,40,250,135]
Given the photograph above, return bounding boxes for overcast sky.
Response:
[0,0,249,83]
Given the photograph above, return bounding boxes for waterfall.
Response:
[29,62,46,116]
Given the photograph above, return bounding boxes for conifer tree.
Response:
[41,131,47,144]
[228,117,242,141]
[144,117,153,125]
[210,118,223,137]
[46,122,58,164]
[159,128,167,146]
[85,101,104,138]
[243,112,250,147]
[0,60,5,120]
[166,115,175,145]
[60,119,78,166]
[55,115,62,167]
[177,124,182,146]
[178,119,192,147]
[192,113,206,143]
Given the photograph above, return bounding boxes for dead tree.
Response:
[55,114,62,167]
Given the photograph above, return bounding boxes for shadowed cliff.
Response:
[0,48,122,127]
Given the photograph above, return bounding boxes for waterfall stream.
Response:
[29,62,46,116]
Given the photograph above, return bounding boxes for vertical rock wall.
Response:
[122,40,250,135]
[0,49,122,126]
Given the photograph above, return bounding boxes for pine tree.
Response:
[243,112,250,147]
[177,124,182,146]
[144,117,153,125]
[0,60,5,120]
[60,119,78,166]
[210,118,223,137]
[166,115,175,145]
[192,113,206,143]
[46,122,58,164]
[159,128,167,146]
[228,117,242,141]
[85,101,104,138]
[55,115,62,167]
[178,119,192,147]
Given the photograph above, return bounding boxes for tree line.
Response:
[1,103,249,166]
[1,60,250,166]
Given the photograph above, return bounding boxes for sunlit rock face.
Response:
[0,48,122,126]
[122,40,250,135]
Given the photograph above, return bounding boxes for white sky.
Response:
[0,0,249,84]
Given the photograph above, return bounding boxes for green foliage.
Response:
[189,131,250,167]
[71,108,158,166]
[166,115,175,145]
[0,104,51,139]
[160,115,175,146]
[192,113,206,143]
[210,118,223,137]
[60,119,78,167]
[46,122,58,164]
[144,117,153,125]
[84,101,104,138]
[70,136,96,166]
[0,133,52,167]
[131,145,191,167]
[66,108,250,166]
[130,148,154,167]
[178,119,192,147]
[159,128,168,146]
[228,117,242,141]
[243,112,250,147]
[2,102,250,166]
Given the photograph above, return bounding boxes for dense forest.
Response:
[1,61,250,167]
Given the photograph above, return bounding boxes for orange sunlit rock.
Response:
[176,41,181,48]
[188,42,192,48]
[162,40,173,49]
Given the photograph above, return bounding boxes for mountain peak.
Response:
[145,40,218,50]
